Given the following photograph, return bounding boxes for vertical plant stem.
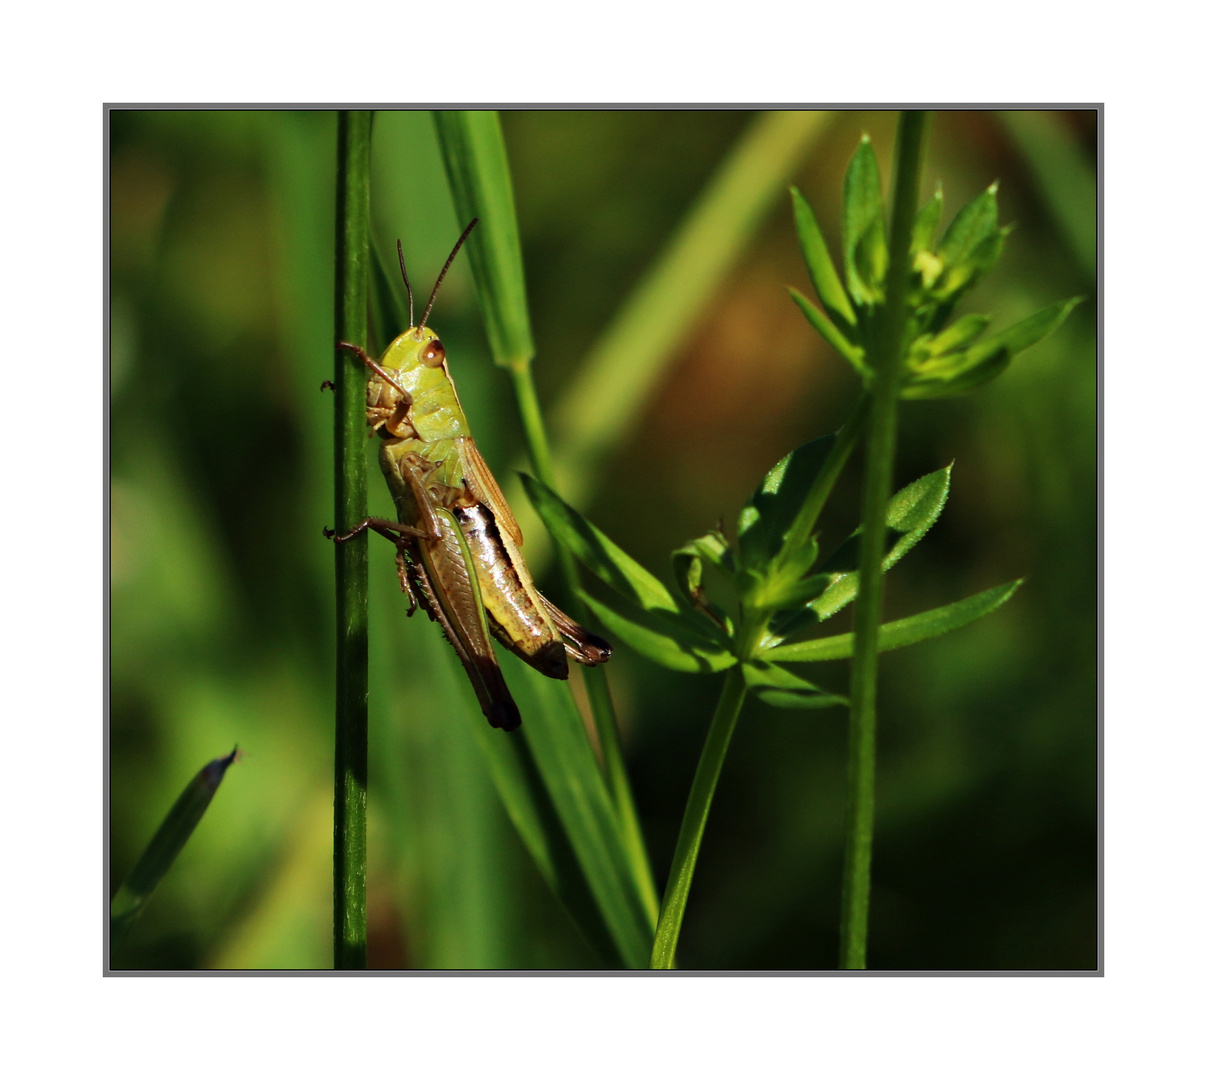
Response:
[333,109,372,970]
[510,365,660,927]
[649,666,748,969]
[839,110,928,970]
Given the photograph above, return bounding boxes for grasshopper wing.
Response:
[410,507,521,732]
[460,439,612,671]
[461,439,524,548]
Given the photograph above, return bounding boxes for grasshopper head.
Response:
[407,325,446,369]
[377,325,447,378]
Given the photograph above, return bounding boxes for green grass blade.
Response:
[467,660,655,967]
[549,111,833,504]
[111,748,239,950]
[766,580,1023,662]
[996,111,1097,281]
[791,186,856,329]
[432,111,658,963]
[431,110,535,370]
[511,664,655,966]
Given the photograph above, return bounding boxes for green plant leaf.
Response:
[764,580,1022,662]
[842,137,887,306]
[111,748,239,949]
[966,297,1081,363]
[902,298,1081,400]
[934,228,1007,308]
[808,464,952,622]
[740,557,829,615]
[741,660,847,710]
[911,184,943,257]
[432,110,535,371]
[671,530,732,589]
[853,224,888,305]
[737,434,836,571]
[671,531,735,634]
[788,288,867,373]
[790,187,856,329]
[937,183,1001,269]
[470,662,655,968]
[578,593,737,674]
[521,473,680,615]
[926,313,993,356]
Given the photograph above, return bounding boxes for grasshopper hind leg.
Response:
[408,550,522,732]
[539,593,612,666]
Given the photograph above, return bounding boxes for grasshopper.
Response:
[328,220,610,732]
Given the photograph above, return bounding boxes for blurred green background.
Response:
[109,109,1097,970]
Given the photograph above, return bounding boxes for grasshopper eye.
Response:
[422,339,446,367]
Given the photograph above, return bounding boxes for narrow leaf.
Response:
[509,664,655,966]
[790,187,856,328]
[740,560,828,614]
[466,663,653,968]
[432,110,535,370]
[521,473,679,615]
[810,465,951,621]
[842,137,887,306]
[963,297,1081,365]
[766,580,1022,662]
[927,313,992,356]
[111,748,239,948]
[902,298,1081,400]
[742,659,847,710]
[579,593,737,674]
[368,236,408,349]
[934,227,1006,303]
[789,288,867,372]
[737,434,836,571]
[911,185,943,255]
[852,222,888,303]
[756,688,849,710]
[937,183,1000,268]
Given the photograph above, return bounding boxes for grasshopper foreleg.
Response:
[323,517,430,544]
[335,341,411,402]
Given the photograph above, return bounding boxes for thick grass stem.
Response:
[333,110,372,971]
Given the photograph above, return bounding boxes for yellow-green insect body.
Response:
[332,227,609,732]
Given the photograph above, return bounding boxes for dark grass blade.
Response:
[110,748,239,951]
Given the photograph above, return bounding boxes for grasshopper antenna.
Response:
[396,239,414,328]
[418,218,478,332]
